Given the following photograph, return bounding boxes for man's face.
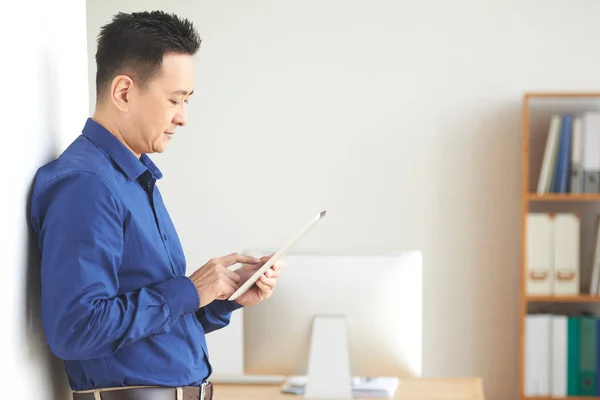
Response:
[121,53,194,155]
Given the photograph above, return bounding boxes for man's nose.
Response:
[174,105,187,126]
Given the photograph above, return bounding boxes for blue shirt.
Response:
[29,118,242,391]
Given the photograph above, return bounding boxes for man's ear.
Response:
[110,75,134,112]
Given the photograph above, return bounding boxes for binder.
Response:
[589,216,600,295]
[526,213,553,295]
[552,115,573,193]
[553,213,580,296]
[524,315,539,396]
[538,115,562,194]
[551,315,568,397]
[583,112,600,193]
[579,317,598,395]
[537,314,551,395]
[525,314,552,396]
[570,117,583,193]
[568,317,581,395]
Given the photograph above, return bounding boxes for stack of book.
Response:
[536,112,600,194]
[525,313,600,397]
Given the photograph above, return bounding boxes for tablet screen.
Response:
[228,210,327,301]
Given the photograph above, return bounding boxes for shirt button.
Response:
[163,235,167,241]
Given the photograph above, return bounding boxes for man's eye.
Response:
[170,100,179,105]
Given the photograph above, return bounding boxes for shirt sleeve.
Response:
[195,299,244,334]
[30,171,200,361]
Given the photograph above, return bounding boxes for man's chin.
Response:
[152,141,171,153]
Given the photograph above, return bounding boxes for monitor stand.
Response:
[304,315,353,399]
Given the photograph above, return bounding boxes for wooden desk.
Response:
[212,377,484,400]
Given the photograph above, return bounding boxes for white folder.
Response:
[551,315,567,397]
[524,315,538,397]
[583,112,600,193]
[537,314,551,395]
[553,213,580,295]
[526,213,553,295]
[589,216,600,294]
[524,314,552,396]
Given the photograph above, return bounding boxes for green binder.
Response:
[579,316,598,395]
[568,316,580,395]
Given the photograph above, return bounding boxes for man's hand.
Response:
[234,254,285,307]
[189,253,262,307]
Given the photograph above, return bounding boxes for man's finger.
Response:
[223,275,239,290]
[259,253,275,263]
[218,252,261,267]
[272,259,286,271]
[244,263,263,272]
[265,268,280,278]
[256,280,272,296]
[216,276,239,300]
[224,268,241,283]
[268,269,280,278]
[259,276,277,290]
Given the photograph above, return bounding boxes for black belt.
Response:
[72,382,213,400]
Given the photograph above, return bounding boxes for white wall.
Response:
[0,1,89,399]
[85,1,600,399]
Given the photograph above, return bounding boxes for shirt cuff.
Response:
[154,276,200,319]
[206,299,245,315]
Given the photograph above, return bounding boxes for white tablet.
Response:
[228,210,327,301]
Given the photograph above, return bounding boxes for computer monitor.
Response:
[242,251,423,398]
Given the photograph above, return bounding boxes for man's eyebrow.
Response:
[172,89,194,96]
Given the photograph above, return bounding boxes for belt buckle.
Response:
[200,382,206,400]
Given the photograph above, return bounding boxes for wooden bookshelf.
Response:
[528,193,600,202]
[527,295,600,303]
[523,397,600,400]
[520,92,600,400]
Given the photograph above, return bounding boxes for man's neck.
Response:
[92,108,141,158]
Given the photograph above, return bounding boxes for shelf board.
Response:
[527,295,600,303]
[528,193,600,202]
[524,91,600,99]
[523,397,600,400]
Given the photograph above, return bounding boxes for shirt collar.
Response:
[82,118,163,181]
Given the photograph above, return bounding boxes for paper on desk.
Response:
[282,376,399,398]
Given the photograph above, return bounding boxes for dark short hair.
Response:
[95,10,201,99]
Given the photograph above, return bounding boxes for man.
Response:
[29,10,281,400]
